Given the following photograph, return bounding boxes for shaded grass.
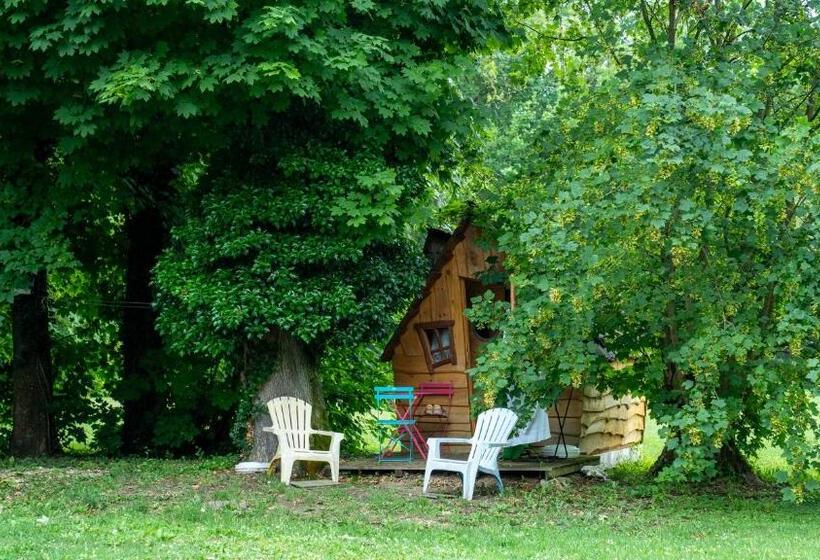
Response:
[1,456,818,560]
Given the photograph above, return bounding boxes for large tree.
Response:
[154,137,429,459]
[0,81,76,455]
[146,0,510,458]
[467,0,819,499]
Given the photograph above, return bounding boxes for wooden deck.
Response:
[340,455,598,478]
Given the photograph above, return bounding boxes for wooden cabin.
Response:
[381,221,646,458]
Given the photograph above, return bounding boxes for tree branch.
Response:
[582,0,623,66]
[667,0,678,48]
[781,82,820,122]
[513,20,591,42]
[640,0,658,43]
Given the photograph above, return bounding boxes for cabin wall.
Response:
[533,386,646,454]
[390,225,500,439]
[537,388,584,448]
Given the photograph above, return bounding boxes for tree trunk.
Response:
[651,437,760,484]
[715,440,760,484]
[649,446,675,477]
[246,330,327,462]
[118,205,167,454]
[10,271,56,456]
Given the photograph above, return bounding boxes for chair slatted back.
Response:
[374,386,415,401]
[267,397,313,450]
[417,382,455,397]
[468,408,518,469]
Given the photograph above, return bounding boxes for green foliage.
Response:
[145,355,239,454]
[155,142,427,356]
[320,344,392,453]
[1,0,509,454]
[1,0,508,155]
[49,277,122,455]
[0,158,77,303]
[466,0,819,499]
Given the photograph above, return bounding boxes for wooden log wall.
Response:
[579,387,646,454]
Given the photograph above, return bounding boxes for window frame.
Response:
[415,320,457,372]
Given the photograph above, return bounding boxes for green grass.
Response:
[1,456,818,559]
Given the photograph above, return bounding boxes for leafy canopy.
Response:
[154,141,428,358]
[1,0,508,296]
[467,0,819,499]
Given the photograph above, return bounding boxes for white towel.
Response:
[507,408,550,446]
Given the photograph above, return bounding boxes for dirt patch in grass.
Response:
[343,470,545,498]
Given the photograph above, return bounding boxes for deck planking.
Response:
[339,455,598,478]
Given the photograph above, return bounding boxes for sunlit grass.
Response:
[1,456,817,560]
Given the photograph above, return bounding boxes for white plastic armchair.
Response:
[264,396,344,485]
[423,408,518,500]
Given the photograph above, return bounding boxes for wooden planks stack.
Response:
[579,386,646,454]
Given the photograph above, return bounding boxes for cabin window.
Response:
[416,321,456,370]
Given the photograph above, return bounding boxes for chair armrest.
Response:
[427,437,472,460]
[481,441,512,448]
[262,428,340,437]
[262,429,342,453]
[311,429,344,440]
[428,437,472,445]
[312,430,344,453]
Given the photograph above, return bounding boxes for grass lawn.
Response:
[1,452,818,560]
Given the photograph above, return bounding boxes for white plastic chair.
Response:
[264,396,344,485]
[423,408,518,500]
